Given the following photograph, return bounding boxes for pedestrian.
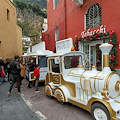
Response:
[0,57,5,67]
[27,58,36,88]
[6,58,11,81]
[33,64,40,93]
[8,55,21,95]
[0,66,5,84]
[0,57,6,82]
[9,58,14,84]
[19,57,23,64]
[20,61,26,87]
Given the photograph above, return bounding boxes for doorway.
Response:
[96,44,102,71]
[89,41,103,71]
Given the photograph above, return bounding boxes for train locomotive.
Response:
[44,43,120,120]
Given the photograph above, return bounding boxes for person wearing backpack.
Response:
[6,58,11,81]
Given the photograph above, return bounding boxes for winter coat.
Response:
[10,60,21,75]
[33,68,40,78]
[1,70,5,77]
[20,63,26,77]
[28,62,35,72]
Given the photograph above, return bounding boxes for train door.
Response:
[89,41,103,70]
[38,56,48,81]
[90,46,96,66]
[96,44,102,71]
[50,57,61,85]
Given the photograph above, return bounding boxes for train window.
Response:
[38,56,47,68]
[64,56,82,69]
[51,59,60,73]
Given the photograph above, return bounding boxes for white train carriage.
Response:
[23,50,53,82]
[44,43,120,120]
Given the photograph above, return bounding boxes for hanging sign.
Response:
[81,25,106,38]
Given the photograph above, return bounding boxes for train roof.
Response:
[47,51,86,57]
[22,50,53,57]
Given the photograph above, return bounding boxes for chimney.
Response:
[99,43,113,73]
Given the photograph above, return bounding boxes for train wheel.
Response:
[91,103,110,120]
[44,85,53,98]
[54,89,65,102]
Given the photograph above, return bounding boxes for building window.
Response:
[53,0,59,9]
[55,27,59,41]
[7,9,10,21]
[85,3,102,29]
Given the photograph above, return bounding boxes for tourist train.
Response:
[44,43,120,120]
[23,42,53,82]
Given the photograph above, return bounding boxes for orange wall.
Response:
[0,0,22,58]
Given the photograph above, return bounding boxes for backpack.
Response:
[7,64,10,69]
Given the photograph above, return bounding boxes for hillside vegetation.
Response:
[13,0,46,42]
[14,0,47,18]
[13,0,47,9]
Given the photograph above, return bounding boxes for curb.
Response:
[20,94,47,120]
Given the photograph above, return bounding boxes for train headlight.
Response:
[115,81,120,92]
[117,111,120,114]
[101,89,110,99]
[116,110,120,119]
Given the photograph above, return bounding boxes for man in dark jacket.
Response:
[27,58,36,88]
[0,57,5,67]
[28,59,36,72]
[8,55,21,95]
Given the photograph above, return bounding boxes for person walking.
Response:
[14,61,26,88]
[0,66,5,84]
[8,55,21,95]
[0,57,5,68]
[20,61,26,87]
[33,64,40,93]
[6,58,11,81]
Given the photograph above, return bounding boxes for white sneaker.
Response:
[35,90,40,93]
[8,92,12,96]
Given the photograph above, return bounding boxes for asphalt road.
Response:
[0,81,40,120]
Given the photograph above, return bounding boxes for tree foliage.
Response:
[13,0,47,9]
[13,0,47,18]
[17,21,30,36]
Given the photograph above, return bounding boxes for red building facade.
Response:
[42,0,120,71]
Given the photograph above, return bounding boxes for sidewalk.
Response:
[0,81,40,120]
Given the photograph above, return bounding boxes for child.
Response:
[33,64,40,93]
[0,66,5,84]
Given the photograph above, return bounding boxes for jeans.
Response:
[0,77,4,83]
[9,75,21,92]
[35,77,39,91]
[20,76,24,85]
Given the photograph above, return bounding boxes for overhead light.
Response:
[72,0,83,7]
[54,25,58,28]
